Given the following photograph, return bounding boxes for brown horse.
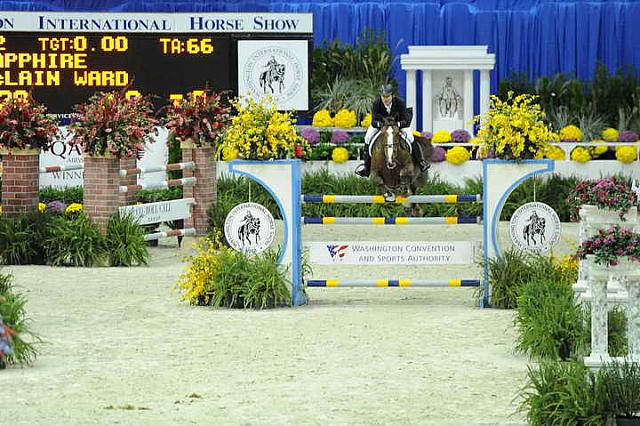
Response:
[370,117,432,216]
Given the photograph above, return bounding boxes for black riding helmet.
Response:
[380,84,393,96]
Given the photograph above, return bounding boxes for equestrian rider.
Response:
[355,84,430,177]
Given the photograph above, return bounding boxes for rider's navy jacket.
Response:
[372,96,410,129]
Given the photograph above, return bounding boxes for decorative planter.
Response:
[0,147,41,216]
[584,256,640,368]
[82,153,121,234]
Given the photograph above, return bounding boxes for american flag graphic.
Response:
[326,244,349,261]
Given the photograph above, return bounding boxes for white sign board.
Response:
[119,198,194,225]
[306,241,479,265]
[237,39,309,110]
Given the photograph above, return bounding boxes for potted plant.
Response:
[475,92,556,160]
[567,177,638,222]
[67,89,158,158]
[162,90,232,149]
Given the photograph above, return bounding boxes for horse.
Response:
[238,212,261,247]
[523,211,546,246]
[259,63,285,94]
[369,115,433,216]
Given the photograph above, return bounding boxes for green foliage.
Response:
[39,186,83,204]
[0,212,54,265]
[598,361,640,418]
[45,215,106,266]
[135,187,183,203]
[105,213,149,266]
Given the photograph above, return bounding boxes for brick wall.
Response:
[0,151,39,216]
[182,146,216,235]
[82,155,121,234]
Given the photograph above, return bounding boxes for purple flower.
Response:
[563,138,577,143]
[421,131,433,141]
[430,146,446,162]
[451,129,471,143]
[619,130,639,143]
[46,200,67,214]
[300,127,320,145]
[331,130,350,144]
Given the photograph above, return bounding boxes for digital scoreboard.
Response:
[0,12,313,116]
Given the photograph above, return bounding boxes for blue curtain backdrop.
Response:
[1,0,639,97]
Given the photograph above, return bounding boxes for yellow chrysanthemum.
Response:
[65,203,83,214]
[312,109,333,127]
[221,145,238,161]
[38,202,46,213]
[570,147,591,162]
[333,109,356,128]
[331,146,350,163]
[601,128,619,142]
[544,145,566,160]
[615,146,637,163]
[432,130,452,143]
[445,146,471,165]
[360,113,372,128]
[559,125,583,142]
[588,139,609,158]
[468,137,481,144]
[412,130,422,137]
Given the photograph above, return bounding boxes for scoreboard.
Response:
[0,12,313,116]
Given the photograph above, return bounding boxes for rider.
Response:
[355,84,430,177]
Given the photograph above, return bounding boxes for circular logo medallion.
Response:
[224,202,276,255]
[509,202,561,253]
[242,46,303,104]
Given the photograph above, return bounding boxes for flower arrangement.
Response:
[588,140,609,159]
[65,203,83,215]
[68,89,159,158]
[300,127,320,145]
[432,130,452,143]
[619,130,639,142]
[333,109,356,128]
[331,146,350,163]
[0,95,59,151]
[559,125,583,142]
[312,109,333,127]
[445,146,471,165]
[570,147,591,163]
[615,146,637,163]
[430,146,446,162]
[221,145,238,161]
[601,128,619,142]
[421,131,433,141]
[330,130,350,144]
[451,129,471,143]
[567,177,638,221]
[220,96,304,160]
[576,225,640,266]
[162,91,231,147]
[0,315,15,367]
[360,113,372,128]
[545,145,566,160]
[475,92,555,160]
[46,200,67,215]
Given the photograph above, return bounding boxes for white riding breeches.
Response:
[364,126,414,146]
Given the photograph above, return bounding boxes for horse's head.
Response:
[370,117,414,198]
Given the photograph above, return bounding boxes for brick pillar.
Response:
[83,154,120,234]
[118,157,137,207]
[182,145,216,235]
[0,149,40,216]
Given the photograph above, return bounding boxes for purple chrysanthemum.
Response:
[46,200,67,214]
[300,127,320,145]
[421,131,433,141]
[451,129,471,143]
[619,130,639,143]
[331,130,350,144]
[431,146,446,162]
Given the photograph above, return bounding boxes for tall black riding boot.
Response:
[355,147,371,177]
[412,141,430,172]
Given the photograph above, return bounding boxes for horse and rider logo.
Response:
[224,202,276,255]
[509,202,561,252]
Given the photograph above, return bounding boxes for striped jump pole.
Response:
[39,164,85,173]
[302,216,481,225]
[144,227,197,242]
[118,161,196,177]
[118,177,197,193]
[307,279,481,287]
[302,194,481,204]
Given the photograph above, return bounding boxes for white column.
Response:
[422,70,432,133]
[480,70,491,119]
[463,70,473,134]
[627,278,640,360]
[405,70,417,130]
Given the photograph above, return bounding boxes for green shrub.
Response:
[45,215,106,266]
[105,213,149,266]
[136,187,183,203]
[39,186,83,204]
[598,360,640,419]
[0,212,54,265]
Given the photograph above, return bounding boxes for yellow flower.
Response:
[312,109,333,127]
[412,130,422,137]
[615,146,637,163]
[588,139,609,158]
[331,147,350,163]
[544,145,566,160]
[65,203,83,214]
[333,109,356,128]
[469,137,481,144]
[559,125,583,142]
[601,127,619,142]
[221,145,238,161]
[38,202,46,213]
[570,147,591,162]
[360,113,372,128]
[445,146,471,165]
[432,130,452,143]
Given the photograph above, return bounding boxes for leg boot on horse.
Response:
[355,148,371,177]
[412,140,430,172]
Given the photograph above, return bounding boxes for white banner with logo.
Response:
[237,39,308,110]
[306,241,480,265]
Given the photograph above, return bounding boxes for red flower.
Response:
[294,143,304,158]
